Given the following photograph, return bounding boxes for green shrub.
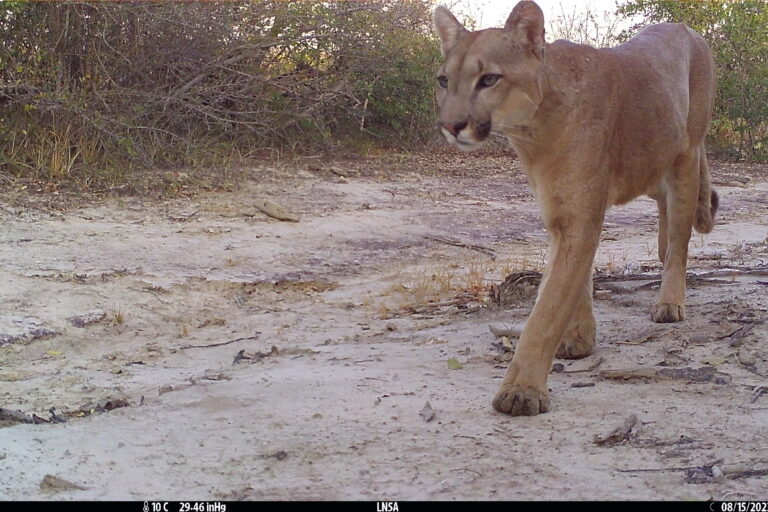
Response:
[0,1,440,187]
[618,0,768,161]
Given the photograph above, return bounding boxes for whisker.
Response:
[496,129,541,146]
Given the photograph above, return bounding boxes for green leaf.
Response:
[447,357,462,370]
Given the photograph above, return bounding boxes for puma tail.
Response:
[693,147,718,234]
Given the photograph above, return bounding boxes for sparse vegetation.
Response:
[109,307,125,326]
[380,250,546,314]
[617,0,768,161]
[0,0,765,197]
[0,1,439,191]
[548,3,622,47]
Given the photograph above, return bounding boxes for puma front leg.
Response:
[493,209,603,415]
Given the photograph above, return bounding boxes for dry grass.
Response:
[109,307,125,326]
[378,249,546,314]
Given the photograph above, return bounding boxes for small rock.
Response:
[737,349,756,367]
[722,463,749,475]
[68,310,106,328]
[420,401,435,422]
[593,413,638,446]
[689,335,709,344]
[0,316,57,346]
[701,356,726,366]
[201,371,231,381]
[39,474,86,493]
[684,465,715,484]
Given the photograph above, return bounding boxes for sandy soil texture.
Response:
[1,152,767,500]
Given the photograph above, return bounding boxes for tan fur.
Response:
[434,1,718,416]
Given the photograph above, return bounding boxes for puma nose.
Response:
[441,121,468,136]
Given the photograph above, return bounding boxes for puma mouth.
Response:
[440,126,486,151]
[454,138,486,152]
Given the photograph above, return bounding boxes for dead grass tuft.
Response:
[379,249,546,313]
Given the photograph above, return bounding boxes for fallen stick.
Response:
[692,267,768,278]
[181,333,261,350]
[564,356,604,373]
[0,408,39,424]
[424,235,497,260]
[724,468,768,479]
[593,266,768,283]
[712,180,749,188]
[599,366,730,384]
[418,299,463,308]
[599,368,659,381]
[253,198,299,222]
[169,210,199,222]
[618,462,721,474]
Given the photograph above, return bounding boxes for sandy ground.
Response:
[1,152,767,500]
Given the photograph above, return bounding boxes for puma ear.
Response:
[434,6,468,57]
[505,1,546,59]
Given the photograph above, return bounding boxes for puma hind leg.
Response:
[652,147,702,323]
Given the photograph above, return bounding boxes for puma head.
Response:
[433,1,546,151]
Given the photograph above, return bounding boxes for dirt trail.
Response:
[1,154,767,500]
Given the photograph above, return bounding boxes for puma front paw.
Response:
[492,384,550,416]
[651,303,685,323]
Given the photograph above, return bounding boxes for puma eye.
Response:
[437,75,448,88]
[478,74,501,88]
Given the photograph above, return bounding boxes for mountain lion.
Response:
[434,0,718,415]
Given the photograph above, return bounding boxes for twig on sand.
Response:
[424,235,497,260]
[594,266,768,283]
[721,490,763,501]
[725,468,768,479]
[618,461,722,474]
[180,333,261,350]
[599,366,730,384]
[564,356,604,374]
[752,386,768,403]
[0,408,39,424]
[620,460,768,482]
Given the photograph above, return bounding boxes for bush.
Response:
[617,0,768,161]
[0,1,440,186]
